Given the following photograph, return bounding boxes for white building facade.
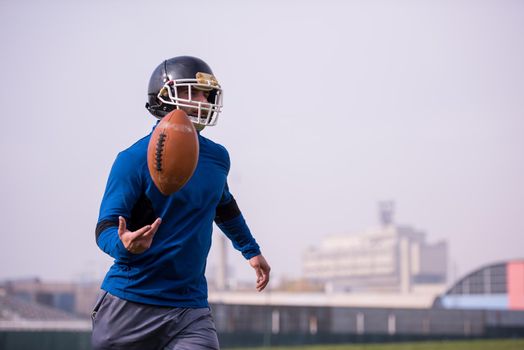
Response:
[303,224,447,294]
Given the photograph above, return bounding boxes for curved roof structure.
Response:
[436,260,524,310]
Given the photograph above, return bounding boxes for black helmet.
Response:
[145,56,223,126]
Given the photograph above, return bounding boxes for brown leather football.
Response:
[147,110,199,195]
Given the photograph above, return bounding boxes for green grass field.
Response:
[230,338,524,350]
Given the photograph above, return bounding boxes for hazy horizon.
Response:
[1,0,523,289]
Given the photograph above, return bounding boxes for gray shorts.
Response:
[91,291,219,350]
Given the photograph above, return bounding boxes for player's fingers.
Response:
[117,216,127,238]
[143,218,162,238]
[256,270,264,285]
[149,218,162,234]
[255,268,262,282]
[257,283,268,292]
[255,267,269,291]
[128,224,152,241]
[258,264,271,291]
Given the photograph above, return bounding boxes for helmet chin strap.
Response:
[193,123,206,132]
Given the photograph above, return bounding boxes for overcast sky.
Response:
[1,0,523,287]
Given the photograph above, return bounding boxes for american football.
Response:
[147,109,199,195]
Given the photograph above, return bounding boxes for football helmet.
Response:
[145,56,223,127]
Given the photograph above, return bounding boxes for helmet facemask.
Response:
[156,72,223,127]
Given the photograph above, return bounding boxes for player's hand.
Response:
[249,254,270,292]
[118,216,162,254]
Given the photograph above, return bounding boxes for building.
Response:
[1,278,100,318]
[303,202,447,293]
[0,291,89,330]
[435,260,524,310]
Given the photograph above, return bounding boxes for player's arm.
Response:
[215,182,270,291]
[214,187,260,259]
[95,152,160,260]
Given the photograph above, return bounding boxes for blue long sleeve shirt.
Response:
[95,130,260,307]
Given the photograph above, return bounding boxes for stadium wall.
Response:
[1,304,523,349]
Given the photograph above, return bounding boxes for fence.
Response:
[1,304,523,349]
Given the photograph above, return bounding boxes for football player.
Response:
[92,56,270,350]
